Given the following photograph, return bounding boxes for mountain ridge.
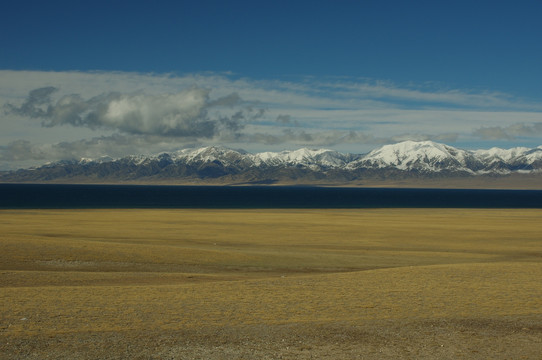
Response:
[2,140,542,186]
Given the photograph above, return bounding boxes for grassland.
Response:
[1,209,542,359]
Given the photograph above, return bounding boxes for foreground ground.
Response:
[1,209,541,359]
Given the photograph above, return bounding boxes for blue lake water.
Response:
[1,184,542,209]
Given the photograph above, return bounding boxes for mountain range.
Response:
[2,141,542,186]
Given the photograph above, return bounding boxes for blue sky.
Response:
[1,0,541,169]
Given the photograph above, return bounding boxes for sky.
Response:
[1,0,541,170]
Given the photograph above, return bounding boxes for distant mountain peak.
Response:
[355,140,476,172]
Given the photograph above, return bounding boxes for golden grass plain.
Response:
[1,209,542,359]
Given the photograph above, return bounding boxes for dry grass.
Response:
[1,209,542,359]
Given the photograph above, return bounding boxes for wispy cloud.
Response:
[473,122,542,140]
[316,80,527,110]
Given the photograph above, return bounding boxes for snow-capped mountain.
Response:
[473,146,542,172]
[348,141,482,173]
[125,146,357,170]
[2,141,542,183]
[252,148,357,169]
[171,146,250,164]
[474,146,531,163]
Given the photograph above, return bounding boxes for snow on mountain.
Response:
[75,141,542,173]
[350,140,480,172]
[123,154,151,166]
[253,148,352,169]
[514,148,542,170]
[9,141,542,184]
[170,146,248,163]
[518,148,542,163]
[473,146,531,162]
[136,146,354,170]
[470,147,532,173]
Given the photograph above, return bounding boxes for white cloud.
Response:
[4,86,262,138]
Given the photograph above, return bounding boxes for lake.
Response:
[1,184,542,209]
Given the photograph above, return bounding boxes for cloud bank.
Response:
[5,86,263,139]
[473,122,542,140]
